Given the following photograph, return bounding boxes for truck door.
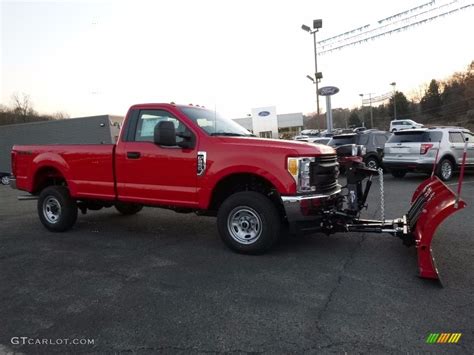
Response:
[115,109,198,207]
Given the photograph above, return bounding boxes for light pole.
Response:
[369,93,374,128]
[306,74,323,129]
[359,93,365,127]
[390,82,397,120]
[302,19,323,128]
[359,93,374,128]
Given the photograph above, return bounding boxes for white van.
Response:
[389,119,423,132]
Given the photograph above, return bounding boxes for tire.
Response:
[115,202,143,215]
[1,175,10,185]
[38,186,78,232]
[437,158,454,181]
[217,191,281,254]
[391,170,407,178]
[365,156,379,170]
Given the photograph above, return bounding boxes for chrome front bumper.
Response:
[281,185,342,223]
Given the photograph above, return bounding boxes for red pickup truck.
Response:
[11,103,341,253]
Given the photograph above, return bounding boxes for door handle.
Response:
[127,152,141,159]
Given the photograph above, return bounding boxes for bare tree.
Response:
[11,93,35,121]
[53,111,70,120]
[410,83,428,104]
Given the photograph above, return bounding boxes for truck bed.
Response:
[12,144,116,200]
[0,115,121,175]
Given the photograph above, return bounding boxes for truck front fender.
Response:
[200,165,294,210]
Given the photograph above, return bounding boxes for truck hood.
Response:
[214,136,335,156]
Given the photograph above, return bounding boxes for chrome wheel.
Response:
[1,176,9,185]
[441,160,452,180]
[43,197,62,224]
[227,207,262,245]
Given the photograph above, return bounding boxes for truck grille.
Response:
[309,154,339,193]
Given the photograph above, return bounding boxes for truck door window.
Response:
[134,110,188,143]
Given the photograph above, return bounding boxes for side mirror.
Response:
[176,131,195,149]
[154,121,176,146]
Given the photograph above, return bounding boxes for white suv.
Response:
[383,127,474,181]
[390,119,423,132]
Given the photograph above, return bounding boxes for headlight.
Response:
[287,157,316,193]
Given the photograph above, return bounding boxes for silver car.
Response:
[389,119,423,132]
[383,127,474,181]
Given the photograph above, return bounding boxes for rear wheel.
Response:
[437,158,454,181]
[391,170,407,178]
[217,191,280,254]
[115,202,143,215]
[38,186,78,232]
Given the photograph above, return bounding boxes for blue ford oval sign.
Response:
[318,86,339,96]
[258,111,271,117]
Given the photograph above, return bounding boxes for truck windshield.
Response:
[179,107,254,137]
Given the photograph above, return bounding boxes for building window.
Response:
[259,131,273,138]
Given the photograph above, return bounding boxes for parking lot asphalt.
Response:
[1,173,473,354]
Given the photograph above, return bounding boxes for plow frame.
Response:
[323,158,467,281]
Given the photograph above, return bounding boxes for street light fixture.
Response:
[390,82,397,120]
[302,19,323,128]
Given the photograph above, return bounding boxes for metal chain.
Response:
[378,168,385,223]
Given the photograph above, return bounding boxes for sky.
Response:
[1,0,473,119]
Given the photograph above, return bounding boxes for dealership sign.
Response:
[258,111,271,117]
[318,86,339,96]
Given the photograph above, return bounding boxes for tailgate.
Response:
[11,146,35,189]
[384,142,422,161]
[384,130,440,161]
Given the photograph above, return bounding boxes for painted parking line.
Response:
[447,180,474,186]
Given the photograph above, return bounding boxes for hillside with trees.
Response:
[0,93,69,126]
[305,61,474,131]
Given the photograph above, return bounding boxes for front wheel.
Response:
[217,191,281,254]
[38,186,78,232]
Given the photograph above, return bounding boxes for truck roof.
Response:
[130,103,208,110]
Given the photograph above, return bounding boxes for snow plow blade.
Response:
[408,177,466,280]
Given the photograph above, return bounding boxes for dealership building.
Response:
[233,106,304,138]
